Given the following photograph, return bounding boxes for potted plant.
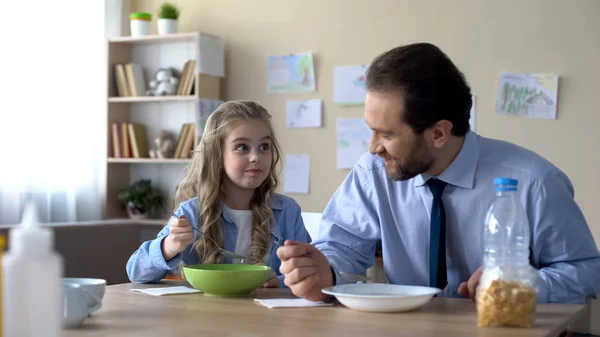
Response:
[157,2,180,35]
[118,179,164,220]
[129,12,152,37]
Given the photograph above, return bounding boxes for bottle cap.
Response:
[494,178,518,186]
[9,203,53,254]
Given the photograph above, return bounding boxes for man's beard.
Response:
[383,140,434,181]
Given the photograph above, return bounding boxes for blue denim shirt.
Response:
[126,193,310,286]
[314,131,600,304]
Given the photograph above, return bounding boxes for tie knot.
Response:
[428,179,447,198]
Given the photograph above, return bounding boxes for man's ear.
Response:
[429,120,453,149]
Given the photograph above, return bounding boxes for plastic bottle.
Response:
[483,178,531,268]
[477,178,537,328]
[2,203,63,337]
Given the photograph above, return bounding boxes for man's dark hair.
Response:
[366,43,472,136]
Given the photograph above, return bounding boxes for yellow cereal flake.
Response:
[477,279,536,328]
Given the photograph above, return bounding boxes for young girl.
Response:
[126,100,311,287]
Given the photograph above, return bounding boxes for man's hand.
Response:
[458,266,483,301]
[277,240,333,301]
[259,264,280,288]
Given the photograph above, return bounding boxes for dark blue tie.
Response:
[428,179,448,290]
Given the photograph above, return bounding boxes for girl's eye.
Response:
[259,143,271,151]
[235,144,248,151]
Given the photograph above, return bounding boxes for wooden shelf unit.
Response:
[108,32,200,45]
[108,95,197,103]
[103,32,225,219]
[107,158,192,164]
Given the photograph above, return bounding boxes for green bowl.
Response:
[182,264,272,297]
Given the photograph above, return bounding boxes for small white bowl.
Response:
[321,283,440,313]
[63,278,106,314]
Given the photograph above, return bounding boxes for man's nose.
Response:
[369,133,382,154]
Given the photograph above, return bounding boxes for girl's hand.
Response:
[162,216,194,261]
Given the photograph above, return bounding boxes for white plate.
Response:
[321,283,441,313]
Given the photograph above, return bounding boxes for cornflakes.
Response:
[477,279,536,328]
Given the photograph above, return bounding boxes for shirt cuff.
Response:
[536,272,549,303]
[330,266,337,285]
[149,236,183,271]
[325,254,354,286]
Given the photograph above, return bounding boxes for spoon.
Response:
[170,213,251,263]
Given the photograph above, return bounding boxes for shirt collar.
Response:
[222,195,283,223]
[413,131,479,189]
[221,196,283,239]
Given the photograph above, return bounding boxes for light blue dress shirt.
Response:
[126,193,311,287]
[314,131,600,304]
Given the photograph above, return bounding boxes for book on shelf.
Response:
[111,123,122,158]
[112,60,199,98]
[173,123,196,159]
[177,60,196,96]
[110,122,196,160]
[125,63,147,96]
[113,62,147,97]
[128,123,149,158]
[121,123,131,158]
[114,64,130,97]
[110,122,147,158]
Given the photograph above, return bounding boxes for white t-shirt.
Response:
[222,204,270,264]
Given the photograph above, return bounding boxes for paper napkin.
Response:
[253,298,333,308]
[130,286,201,296]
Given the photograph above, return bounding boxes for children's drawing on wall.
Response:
[495,72,558,119]
[334,65,369,105]
[267,52,316,93]
[337,118,371,169]
[286,99,322,128]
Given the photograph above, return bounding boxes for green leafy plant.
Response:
[158,2,180,20]
[118,179,164,215]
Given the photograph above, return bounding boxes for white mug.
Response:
[62,283,89,329]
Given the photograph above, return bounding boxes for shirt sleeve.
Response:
[292,202,311,244]
[313,161,381,284]
[125,204,198,283]
[275,198,312,288]
[529,170,600,304]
